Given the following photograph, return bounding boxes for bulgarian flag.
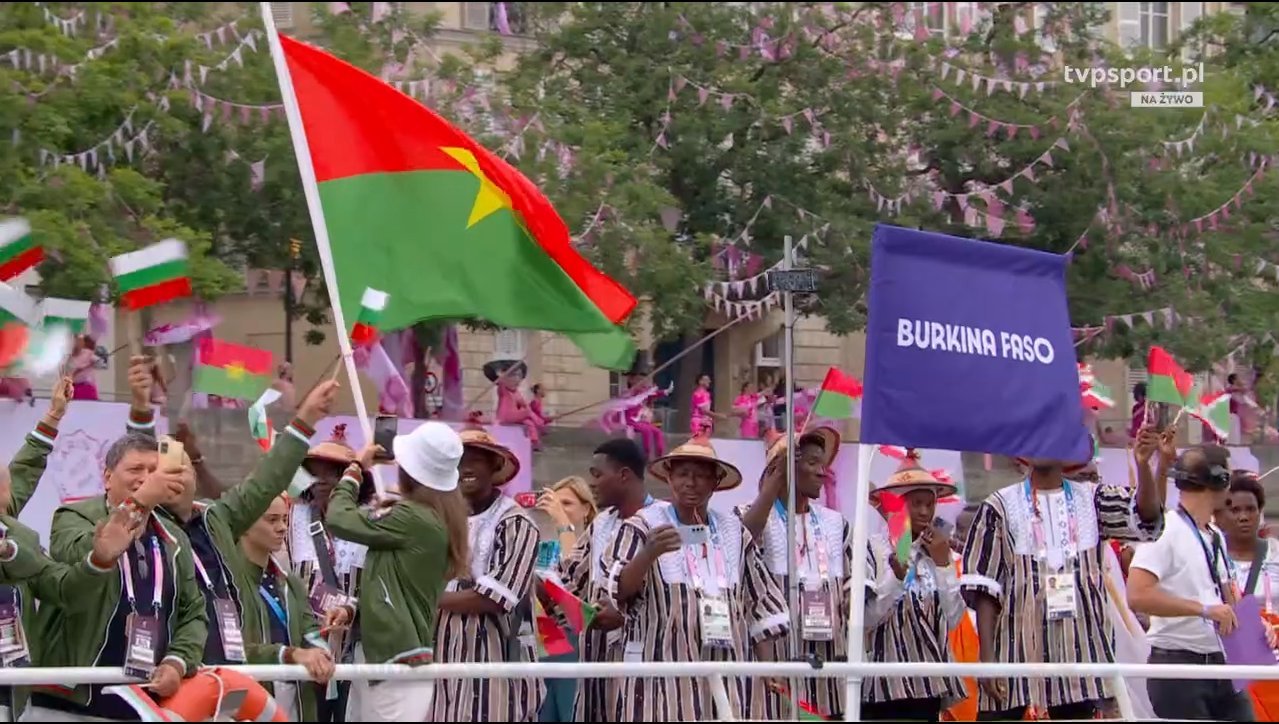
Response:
[537,572,597,634]
[0,218,41,281]
[248,388,283,451]
[0,283,38,327]
[267,31,638,370]
[1147,346,1194,406]
[1081,379,1115,411]
[811,366,863,419]
[40,298,91,335]
[350,288,387,348]
[193,338,273,401]
[108,239,193,310]
[1191,390,1231,441]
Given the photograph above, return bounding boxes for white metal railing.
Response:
[3,660,1277,684]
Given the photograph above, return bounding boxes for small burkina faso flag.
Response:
[1191,390,1231,441]
[351,288,387,348]
[1147,345,1194,406]
[194,338,273,401]
[273,34,637,369]
[108,239,192,311]
[812,366,863,419]
[39,298,91,335]
[0,218,41,282]
[537,572,597,634]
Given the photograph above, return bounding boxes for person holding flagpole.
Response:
[322,423,470,721]
[960,430,1164,720]
[603,436,790,720]
[861,451,967,722]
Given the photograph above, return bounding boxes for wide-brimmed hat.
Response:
[394,422,463,492]
[648,436,743,491]
[459,428,520,485]
[763,426,841,469]
[482,359,528,383]
[299,424,375,502]
[870,449,958,500]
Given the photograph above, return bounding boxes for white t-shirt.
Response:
[1231,538,1279,610]
[1130,509,1233,655]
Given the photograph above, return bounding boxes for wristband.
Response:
[1200,604,1211,619]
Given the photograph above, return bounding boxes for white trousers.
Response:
[350,644,435,722]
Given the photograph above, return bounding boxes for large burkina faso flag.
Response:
[278,35,638,369]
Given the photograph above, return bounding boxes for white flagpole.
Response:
[844,442,876,721]
[258,2,379,481]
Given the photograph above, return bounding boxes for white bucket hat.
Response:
[394,422,463,492]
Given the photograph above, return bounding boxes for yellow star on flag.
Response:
[226,362,247,380]
[440,146,513,228]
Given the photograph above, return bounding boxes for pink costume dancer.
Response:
[690,374,714,436]
[70,336,99,400]
[624,379,666,459]
[497,378,547,449]
[733,389,762,439]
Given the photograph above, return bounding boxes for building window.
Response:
[954,2,983,35]
[493,328,526,359]
[1180,1,1205,61]
[1032,2,1058,53]
[270,2,294,29]
[462,2,490,30]
[490,2,530,34]
[898,2,946,39]
[755,330,782,368]
[1120,2,1170,49]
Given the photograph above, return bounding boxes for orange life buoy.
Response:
[107,668,288,722]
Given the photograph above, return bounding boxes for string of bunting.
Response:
[930,86,1084,140]
[668,74,827,138]
[1072,306,1179,338]
[706,235,812,299]
[35,107,162,174]
[704,289,782,322]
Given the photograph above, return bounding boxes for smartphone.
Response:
[932,517,955,539]
[515,492,538,509]
[158,436,185,469]
[373,415,397,462]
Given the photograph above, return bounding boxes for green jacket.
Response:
[32,501,208,707]
[0,516,117,716]
[126,413,317,667]
[324,474,449,664]
[238,554,325,721]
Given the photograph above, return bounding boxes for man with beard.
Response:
[737,427,865,720]
[431,428,542,722]
[960,434,1164,721]
[553,438,649,720]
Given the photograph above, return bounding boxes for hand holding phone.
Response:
[372,416,396,462]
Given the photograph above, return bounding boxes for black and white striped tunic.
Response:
[557,508,626,721]
[960,481,1163,712]
[602,501,790,721]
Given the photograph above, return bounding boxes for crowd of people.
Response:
[0,354,1269,722]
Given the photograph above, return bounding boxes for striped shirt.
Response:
[740,502,876,720]
[432,497,543,722]
[863,535,968,707]
[602,501,790,721]
[557,508,625,721]
[960,481,1163,712]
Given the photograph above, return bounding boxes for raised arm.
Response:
[7,377,72,515]
[738,460,784,541]
[322,470,413,550]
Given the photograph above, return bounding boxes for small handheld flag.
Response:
[350,288,388,348]
[0,282,38,327]
[1146,346,1194,406]
[811,366,863,420]
[248,388,284,451]
[193,339,274,401]
[20,324,73,377]
[1190,390,1231,441]
[877,490,913,564]
[108,239,193,310]
[40,298,92,335]
[0,218,41,282]
[533,596,573,658]
[537,572,598,634]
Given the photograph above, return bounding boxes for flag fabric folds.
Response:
[811,367,863,420]
[273,33,637,369]
[1146,346,1194,406]
[108,239,192,310]
[193,339,273,401]
[0,218,41,282]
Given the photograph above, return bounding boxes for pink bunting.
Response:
[1039,151,1053,167]
[371,1,391,22]
[985,193,1004,219]
[328,1,349,15]
[782,116,793,134]
[697,87,709,106]
[1054,138,1070,151]
[239,106,250,124]
[986,213,1005,237]
[1022,166,1036,182]
[959,11,972,35]
[932,87,944,101]
[1015,208,1035,234]
[1007,125,1018,139]
[949,101,961,117]
[656,133,667,149]
[914,14,930,41]
[803,108,816,126]
[715,40,727,57]
[999,179,1014,195]
[674,76,687,94]
[739,45,750,60]
[932,191,946,210]
[1015,52,1030,72]
[968,112,980,128]
[721,94,734,110]
[986,120,1000,137]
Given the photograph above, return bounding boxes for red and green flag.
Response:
[1147,346,1194,406]
[538,573,598,634]
[194,338,273,401]
[273,34,637,369]
[108,239,192,310]
[1191,390,1231,441]
[351,288,387,348]
[811,367,863,419]
[877,490,913,564]
[0,218,41,282]
[532,596,574,658]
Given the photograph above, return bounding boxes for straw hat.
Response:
[305,424,359,466]
[763,426,841,468]
[871,448,958,500]
[648,435,743,491]
[459,427,520,485]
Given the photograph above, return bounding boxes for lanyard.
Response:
[1025,480,1079,564]
[1179,506,1230,602]
[191,551,224,596]
[121,538,165,614]
[773,501,831,583]
[666,508,728,594]
[258,584,289,631]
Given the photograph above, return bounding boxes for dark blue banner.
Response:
[860,224,1091,462]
